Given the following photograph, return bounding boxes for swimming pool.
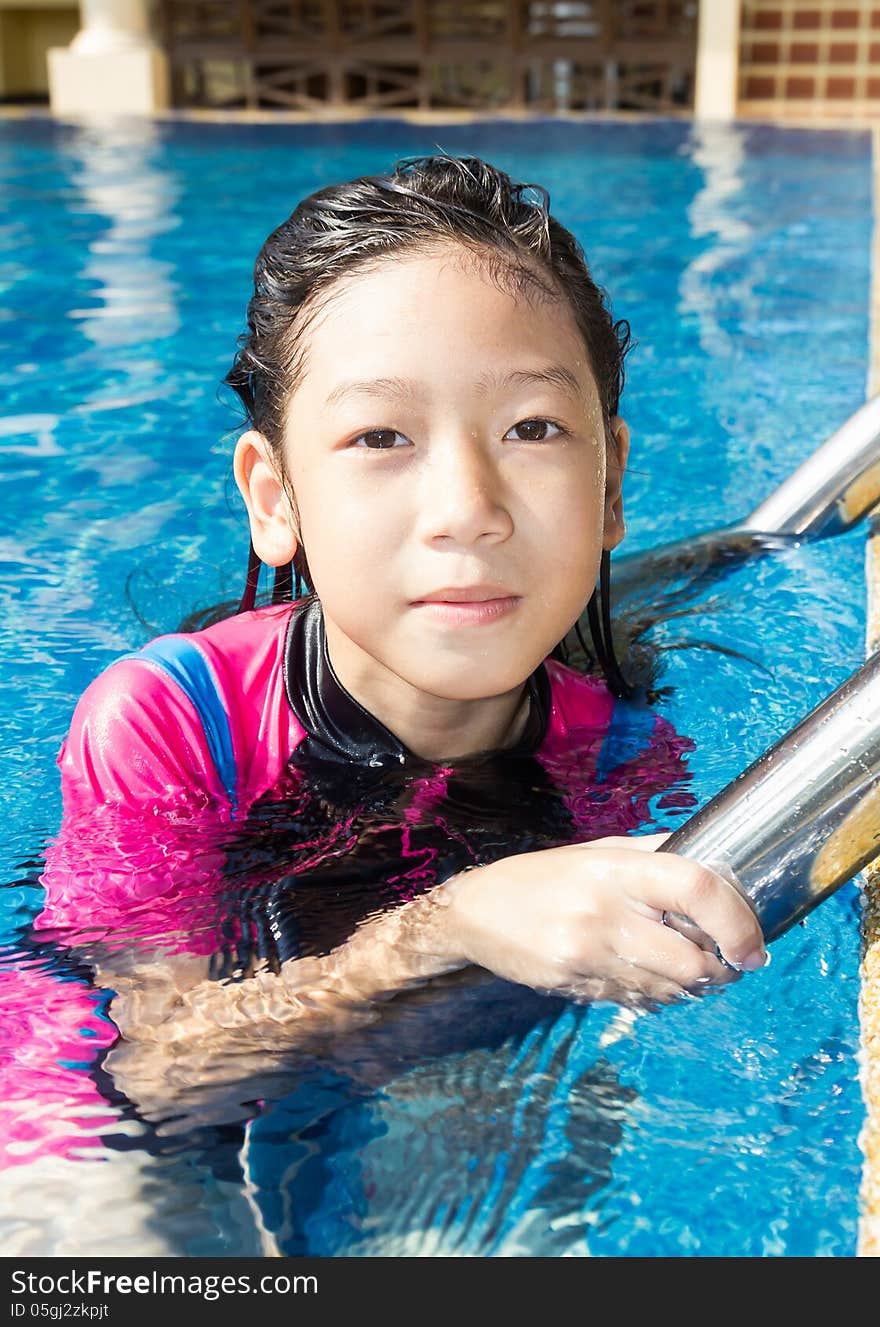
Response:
[0,114,872,1256]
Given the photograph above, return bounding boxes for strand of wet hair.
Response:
[238,540,261,614]
[583,551,633,700]
[272,561,293,604]
[600,550,634,698]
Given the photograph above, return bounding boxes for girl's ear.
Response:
[603,415,629,551]
[233,430,299,567]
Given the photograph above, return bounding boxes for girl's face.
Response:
[241,244,627,714]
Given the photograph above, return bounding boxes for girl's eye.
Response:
[505,418,565,442]
[352,428,409,450]
[350,421,565,448]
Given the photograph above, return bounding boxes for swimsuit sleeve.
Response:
[43,607,302,941]
[579,706,697,838]
[540,659,697,840]
[57,654,228,816]
[41,655,233,944]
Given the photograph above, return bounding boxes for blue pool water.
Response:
[0,115,872,1256]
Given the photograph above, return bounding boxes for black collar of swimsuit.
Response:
[283,594,551,768]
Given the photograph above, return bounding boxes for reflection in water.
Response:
[1,122,186,697]
[679,121,753,362]
[1,714,692,1255]
[67,120,180,365]
[58,123,183,626]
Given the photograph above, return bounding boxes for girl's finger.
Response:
[619,852,765,972]
[561,967,688,1008]
[609,910,740,990]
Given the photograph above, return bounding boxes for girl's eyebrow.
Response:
[325,364,583,407]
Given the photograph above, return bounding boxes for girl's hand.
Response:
[434,835,767,1007]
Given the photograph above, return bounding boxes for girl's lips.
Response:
[411,596,521,626]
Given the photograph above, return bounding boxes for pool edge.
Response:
[858,127,880,1259]
[860,517,880,1257]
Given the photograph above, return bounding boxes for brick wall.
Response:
[739,0,880,112]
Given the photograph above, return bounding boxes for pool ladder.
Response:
[662,646,880,946]
[610,391,880,605]
[615,392,880,945]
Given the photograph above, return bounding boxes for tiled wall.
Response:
[739,1,880,110]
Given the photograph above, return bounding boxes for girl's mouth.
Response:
[411,597,521,626]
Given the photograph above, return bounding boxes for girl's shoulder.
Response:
[539,658,697,837]
[541,656,691,766]
[59,603,304,814]
[177,600,295,669]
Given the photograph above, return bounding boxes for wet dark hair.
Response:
[223,153,634,696]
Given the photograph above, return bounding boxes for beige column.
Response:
[48,0,169,116]
[694,0,741,121]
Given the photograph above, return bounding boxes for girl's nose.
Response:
[417,436,514,547]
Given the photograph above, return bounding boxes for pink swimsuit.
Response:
[56,601,614,817]
[4,599,696,1167]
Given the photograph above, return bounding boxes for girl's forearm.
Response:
[103,875,471,1047]
[100,880,474,1130]
[176,880,469,1035]
[318,875,469,1000]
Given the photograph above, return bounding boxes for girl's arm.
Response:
[102,832,766,1048]
[280,832,765,1007]
[96,835,766,1131]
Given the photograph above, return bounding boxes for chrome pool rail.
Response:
[660,648,880,945]
[610,390,880,607]
[741,391,880,540]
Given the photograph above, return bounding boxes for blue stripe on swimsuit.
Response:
[593,699,657,785]
[121,637,238,811]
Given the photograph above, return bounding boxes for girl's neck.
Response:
[323,618,532,763]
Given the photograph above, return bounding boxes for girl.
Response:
[39,155,766,1108]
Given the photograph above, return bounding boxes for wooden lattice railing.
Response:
[156,1,697,112]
